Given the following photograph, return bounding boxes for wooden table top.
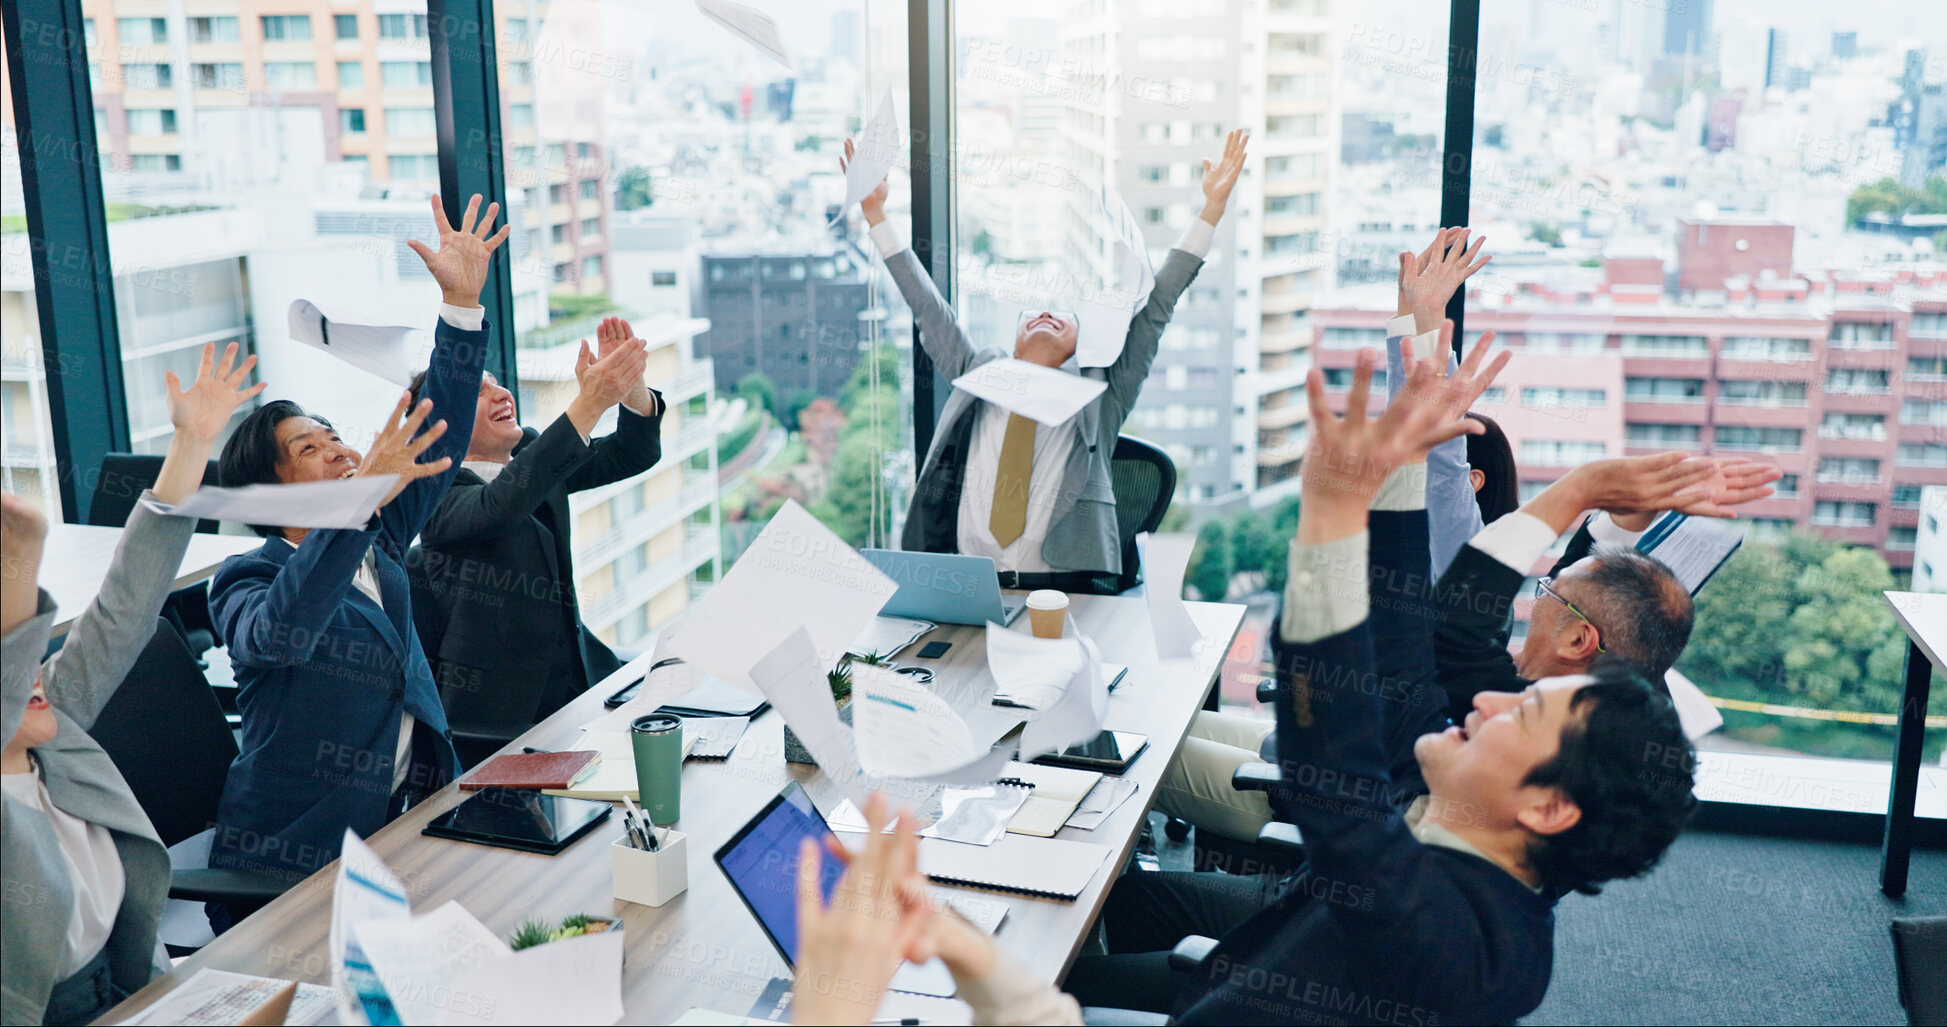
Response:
[40,522,260,638]
[101,593,1246,1024]
[1884,591,1947,672]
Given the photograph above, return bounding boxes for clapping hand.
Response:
[406,193,511,309]
[574,329,649,411]
[357,392,452,509]
[790,794,933,1025]
[166,342,268,446]
[1397,227,1490,335]
[840,138,892,227]
[1199,129,1249,224]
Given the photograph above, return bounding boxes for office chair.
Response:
[1103,434,1178,596]
[88,454,226,667]
[1160,669,1307,874]
[89,619,292,913]
[1892,915,1947,1026]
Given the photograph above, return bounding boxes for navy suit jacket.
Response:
[208,316,488,882]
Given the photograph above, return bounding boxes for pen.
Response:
[644,823,661,852]
[521,746,552,755]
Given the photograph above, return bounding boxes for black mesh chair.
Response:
[1893,915,1947,1026]
[1105,434,1178,595]
[88,454,224,666]
[89,619,292,913]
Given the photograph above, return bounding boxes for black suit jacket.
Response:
[408,400,663,744]
[1432,517,1598,723]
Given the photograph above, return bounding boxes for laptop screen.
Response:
[715,782,845,965]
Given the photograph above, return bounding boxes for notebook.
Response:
[684,715,751,761]
[915,833,1111,900]
[999,761,1104,838]
[540,761,645,802]
[458,750,601,791]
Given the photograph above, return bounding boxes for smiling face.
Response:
[1414,677,1590,834]
[274,416,361,483]
[5,676,59,759]
[1515,561,1605,680]
[1014,311,1079,369]
[469,372,522,462]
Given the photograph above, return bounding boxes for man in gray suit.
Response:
[845,131,1247,587]
[3,343,265,1025]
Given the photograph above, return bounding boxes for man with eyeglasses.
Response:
[840,131,1247,589]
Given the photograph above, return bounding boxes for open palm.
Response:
[407,193,511,307]
[167,342,269,445]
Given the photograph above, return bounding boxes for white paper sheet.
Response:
[289,299,422,387]
[1064,777,1140,831]
[1023,633,1109,758]
[1663,667,1725,741]
[1076,186,1156,368]
[951,358,1106,427]
[354,902,511,1027]
[832,88,900,227]
[664,500,897,691]
[1137,532,1202,659]
[851,664,1013,784]
[695,0,791,68]
[143,476,399,531]
[850,616,936,659]
[440,930,625,1026]
[1638,512,1745,594]
[120,968,336,1026]
[984,625,1107,758]
[331,830,412,1027]
[749,627,870,806]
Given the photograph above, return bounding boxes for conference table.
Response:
[1881,590,1946,897]
[39,522,261,638]
[102,593,1247,1024]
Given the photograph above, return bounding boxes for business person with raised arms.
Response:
[409,315,665,766]
[2,346,264,1024]
[844,131,1247,587]
[205,195,508,916]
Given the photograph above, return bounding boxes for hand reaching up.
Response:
[166,342,268,446]
[1199,129,1249,223]
[790,794,933,1026]
[1397,227,1490,335]
[574,333,648,412]
[357,392,452,509]
[840,138,892,227]
[407,193,511,309]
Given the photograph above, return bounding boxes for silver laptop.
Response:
[861,549,1027,626]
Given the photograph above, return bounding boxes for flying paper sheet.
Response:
[440,928,625,1026]
[851,663,1014,785]
[832,88,900,227]
[331,830,413,1027]
[1076,186,1156,368]
[1137,532,1202,659]
[951,358,1107,427]
[696,0,791,69]
[748,627,869,806]
[289,299,422,387]
[143,476,399,531]
[984,625,1108,758]
[353,902,510,1027]
[664,499,897,690]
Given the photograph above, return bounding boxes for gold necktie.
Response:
[990,413,1036,547]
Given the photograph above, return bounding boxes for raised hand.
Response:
[840,137,891,227]
[1199,129,1249,223]
[598,316,661,416]
[357,392,452,509]
[1397,227,1490,335]
[1,490,48,636]
[1675,457,1782,518]
[166,342,269,446]
[406,193,512,309]
[790,794,933,1026]
[573,335,648,411]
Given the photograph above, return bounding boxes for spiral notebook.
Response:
[915,833,1111,900]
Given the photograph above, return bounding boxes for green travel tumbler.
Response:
[631,713,683,826]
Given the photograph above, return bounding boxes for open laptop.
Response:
[715,781,1008,999]
[861,549,1027,626]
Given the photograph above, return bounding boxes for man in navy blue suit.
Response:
[205,195,509,919]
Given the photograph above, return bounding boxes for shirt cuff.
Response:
[868,220,908,259]
[1467,511,1558,574]
[439,302,485,331]
[1373,464,1428,512]
[1385,314,1444,362]
[1280,532,1370,645]
[1584,510,1652,547]
[621,389,663,418]
[1174,217,1218,259]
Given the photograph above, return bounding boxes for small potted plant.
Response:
[782,651,889,765]
[508,912,622,951]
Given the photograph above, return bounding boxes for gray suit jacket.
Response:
[2,503,188,1024]
[890,246,1203,574]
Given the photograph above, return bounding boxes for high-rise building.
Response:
[1765,29,1790,91]
[699,245,873,399]
[1831,32,1858,61]
[1914,486,1947,591]
[1662,0,1713,58]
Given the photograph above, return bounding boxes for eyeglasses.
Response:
[1536,575,1605,654]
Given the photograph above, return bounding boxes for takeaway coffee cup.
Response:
[1026,590,1069,639]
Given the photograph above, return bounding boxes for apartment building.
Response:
[699,245,873,399]
[1310,219,1947,574]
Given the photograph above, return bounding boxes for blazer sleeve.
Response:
[1547,518,1598,577]
[380,315,491,547]
[1386,320,1481,578]
[39,500,197,732]
[883,247,982,381]
[1433,542,1527,716]
[1102,247,1202,432]
[419,418,594,549]
[212,527,380,668]
[564,398,666,494]
[1,593,57,749]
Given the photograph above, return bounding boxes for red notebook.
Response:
[458,750,602,791]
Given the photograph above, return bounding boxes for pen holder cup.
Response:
[611,832,688,907]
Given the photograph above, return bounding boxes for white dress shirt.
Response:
[2,762,127,977]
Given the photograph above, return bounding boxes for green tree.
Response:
[1264,497,1302,593]
[736,372,777,417]
[809,382,901,546]
[782,388,818,432]
[1844,175,1947,226]
[1186,520,1232,601]
[1228,512,1281,586]
[616,167,654,211]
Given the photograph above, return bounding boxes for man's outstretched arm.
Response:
[845,139,981,380]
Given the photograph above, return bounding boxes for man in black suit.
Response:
[408,316,663,766]
[1433,451,1780,722]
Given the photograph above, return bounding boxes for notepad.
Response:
[999,760,1103,838]
[459,750,601,791]
[1636,512,1744,594]
[916,833,1110,900]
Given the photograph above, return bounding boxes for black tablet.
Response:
[421,787,611,854]
[1030,730,1149,774]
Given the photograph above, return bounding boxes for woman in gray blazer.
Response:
[1,344,264,1025]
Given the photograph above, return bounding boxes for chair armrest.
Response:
[1168,935,1219,974]
[169,867,294,905]
[1255,678,1278,706]
[1256,822,1304,855]
[1231,761,1282,792]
